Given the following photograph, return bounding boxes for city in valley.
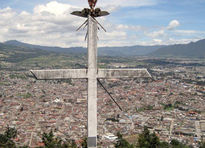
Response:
[1,0,205,147]
[0,55,204,147]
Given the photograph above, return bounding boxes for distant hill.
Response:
[4,40,163,57]
[0,42,50,63]
[98,45,163,56]
[150,39,205,58]
[3,39,205,58]
[4,40,86,54]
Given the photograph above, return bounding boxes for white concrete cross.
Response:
[31,15,151,148]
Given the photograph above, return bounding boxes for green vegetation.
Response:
[0,126,197,148]
[1,40,205,71]
[20,55,74,69]
[137,127,160,148]
[161,101,183,111]
[169,139,189,148]
[0,128,77,148]
[115,132,134,148]
[163,103,174,111]
[161,101,201,113]
[17,92,32,99]
[136,107,145,112]
[0,81,9,86]
[200,142,205,148]
[23,92,32,99]
[150,39,205,58]
[0,126,25,148]
[9,73,27,80]
[136,105,154,112]
[115,126,191,148]
[81,138,87,148]
[39,130,77,148]
[0,43,87,71]
[0,43,49,64]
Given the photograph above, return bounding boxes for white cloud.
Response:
[146,29,165,38]
[145,20,180,40]
[0,1,150,47]
[0,1,204,47]
[142,19,205,45]
[68,0,158,8]
[0,2,113,46]
[174,30,196,34]
[0,2,90,47]
[60,0,161,15]
[167,20,180,30]
[153,39,162,44]
[98,0,158,7]
[33,1,77,16]
[116,24,144,32]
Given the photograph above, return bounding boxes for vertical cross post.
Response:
[87,15,98,148]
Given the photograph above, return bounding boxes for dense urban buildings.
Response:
[0,58,205,147]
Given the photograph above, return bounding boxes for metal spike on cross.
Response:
[30,0,151,147]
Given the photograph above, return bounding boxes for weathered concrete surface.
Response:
[87,15,97,148]
[30,68,151,80]
[30,69,87,80]
[97,69,151,78]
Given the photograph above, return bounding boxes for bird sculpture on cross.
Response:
[88,0,97,11]
[71,0,109,18]
[30,1,151,148]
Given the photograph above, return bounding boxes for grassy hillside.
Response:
[150,39,205,58]
[0,43,49,63]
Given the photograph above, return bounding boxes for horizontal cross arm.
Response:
[30,69,87,80]
[97,68,151,78]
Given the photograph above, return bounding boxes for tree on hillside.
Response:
[39,130,77,148]
[115,132,134,148]
[81,138,87,148]
[170,139,190,148]
[137,126,160,148]
[200,141,205,148]
[0,126,17,148]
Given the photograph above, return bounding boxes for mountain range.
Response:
[150,39,205,58]
[2,39,205,58]
[3,40,163,56]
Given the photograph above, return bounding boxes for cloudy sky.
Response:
[0,0,205,47]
